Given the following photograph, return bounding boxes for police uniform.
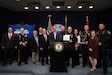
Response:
[18,33,28,65]
[80,31,90,67]
[97,29,111,74]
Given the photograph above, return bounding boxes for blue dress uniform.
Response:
[97,29,111,74]
[18,34,28,65]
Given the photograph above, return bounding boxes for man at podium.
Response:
[49,25,67,72]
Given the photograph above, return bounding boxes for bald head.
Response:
[61,26,65,31]
[39,27,43,33]
[33,30,38,37]
[8,27,13,33]
[67,26,72,33]
[84,25,89,31]
[52,25,57,32]
[20,28,24,34]
[42,28,47,34]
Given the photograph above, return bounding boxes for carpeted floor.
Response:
[0,58,112,75]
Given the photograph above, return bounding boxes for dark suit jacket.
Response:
[48,32,60,42]
[1,33,17,49]
[30,36,39,52]
[72,34,78,45]
[39,34,49,50]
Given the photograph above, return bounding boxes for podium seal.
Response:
[54,42,64,52]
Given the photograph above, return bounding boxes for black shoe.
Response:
[33,62,35,64]
[96,65,101,68]
[46,62,49,65]
[82,64,85,67]
[25,62,28,64]
[42,63,44,66]
[72,65,75,68]
[9,62,13,65]
[18,62,21,66]
[103,71,107,74]
[2,64,6,67]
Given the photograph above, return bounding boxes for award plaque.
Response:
[63,35,70,41]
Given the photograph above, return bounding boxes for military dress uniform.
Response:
[18,34,28,65]
[97,29,111,74]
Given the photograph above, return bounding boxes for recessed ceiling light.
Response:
[46,6,50,9]
[24,6,29,10]
[56,6,61,9]
[16,0,20,1]
[89,5,93,9]
[67,5,71,9]
[35,6,39,9]
[78,5,83,9]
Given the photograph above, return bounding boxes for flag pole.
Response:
[86,16,89,25]
[65,15,67,31]
[47,15,52,34]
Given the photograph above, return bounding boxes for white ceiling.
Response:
[0,0,112,11]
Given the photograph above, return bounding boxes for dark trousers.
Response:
[74,48,80,65]
[110,50,112,66]
[40,49,49,64]
[18,47,28,64]
[97,46,107,71]
[81,45,88,66]
[3,48,14,65]
[66,44,75,67]
[39,51,41,62]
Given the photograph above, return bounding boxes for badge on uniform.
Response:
[54,42,64,52]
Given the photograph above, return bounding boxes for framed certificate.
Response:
[63,35,70,41]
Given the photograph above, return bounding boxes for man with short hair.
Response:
[39,28,49,65]
[18,28,28,66]
[30,30,39,64]
[1,27,17,66]
[80,25,90,67]
[97,23,111,74]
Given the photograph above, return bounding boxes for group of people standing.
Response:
[1,23,112,74]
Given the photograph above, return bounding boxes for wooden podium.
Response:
[49,42,68,72]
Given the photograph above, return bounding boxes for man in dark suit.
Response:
[30,30,39,64]
[49,26,60,42]
[1,27,17,66]
[66,26,76,68]
[48,26,60,65]
[80,25,90,67]
[59,26,66,42]
[39,28,49,65]
[38,27,43,62]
